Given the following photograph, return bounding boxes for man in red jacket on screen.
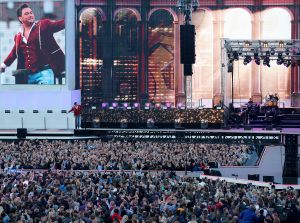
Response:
[0,3,65,84]
[68,102,82,129]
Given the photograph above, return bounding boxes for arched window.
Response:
[224,8,252,101]
[192,9,213,107]
[148,9,175,104]
[79,8,104,106]
[261,8,291,104]
[113,8,138,102]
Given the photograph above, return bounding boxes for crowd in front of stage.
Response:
[0,170,299,223]
[0,140,298,223]
[0,140,252,171]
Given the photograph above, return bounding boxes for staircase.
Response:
[248,109,300,128]
[278,114,300,127]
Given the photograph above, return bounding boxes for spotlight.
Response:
[263,57,270,67]
[277,53,284,65]
[283,60,291,67]
[227,53,232,58]
[243,56,251,65]
[144,103,151,109]
[286,48,290,55]
[270,48,275,55]
[233,51,239,61]
[277,58,284,65]
[192,0,199,11]
[112,102,118,108]
[254,52,260,65]
[101,103,108,109]
[155,103,161,109]
[123,103,128,108]
[133,103,140,108]
[255,58,260,65]
[166,102,172,108]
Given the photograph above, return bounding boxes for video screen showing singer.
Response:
[0,3,65,84]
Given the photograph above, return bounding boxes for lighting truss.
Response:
[224,39,300,66]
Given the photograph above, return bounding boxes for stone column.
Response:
[291,5,300,106]
[212,9,223,106]
[174,20,185,105]
[251,10,262,103]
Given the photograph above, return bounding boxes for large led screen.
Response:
[0,0,65,85]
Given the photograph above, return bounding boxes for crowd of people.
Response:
[82,109,224,126]
[0,140,253,171]
[0,171,299,223]
[0,139,298,223]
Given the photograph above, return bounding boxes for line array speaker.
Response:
[180,25,195,65]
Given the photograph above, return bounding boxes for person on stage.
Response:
[0,3,65,84]
[247,97,253,105]
[68,102,82,129]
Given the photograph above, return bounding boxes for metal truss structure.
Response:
[224,39,300,65]
[221,39,300,106]
[90,128,282,145]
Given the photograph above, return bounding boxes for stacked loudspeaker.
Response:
[180,25,195,76]
[17,128,27,139]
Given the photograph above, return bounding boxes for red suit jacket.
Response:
[69,105,82,116]
[3,19,65,75]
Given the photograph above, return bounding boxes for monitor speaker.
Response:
[248,174,259,181]
[180,25,195,65]
[263,176,274,183]
[17,128,27,139]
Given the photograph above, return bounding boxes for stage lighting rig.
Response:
[224,39,300,67]
[177,0,199,24]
